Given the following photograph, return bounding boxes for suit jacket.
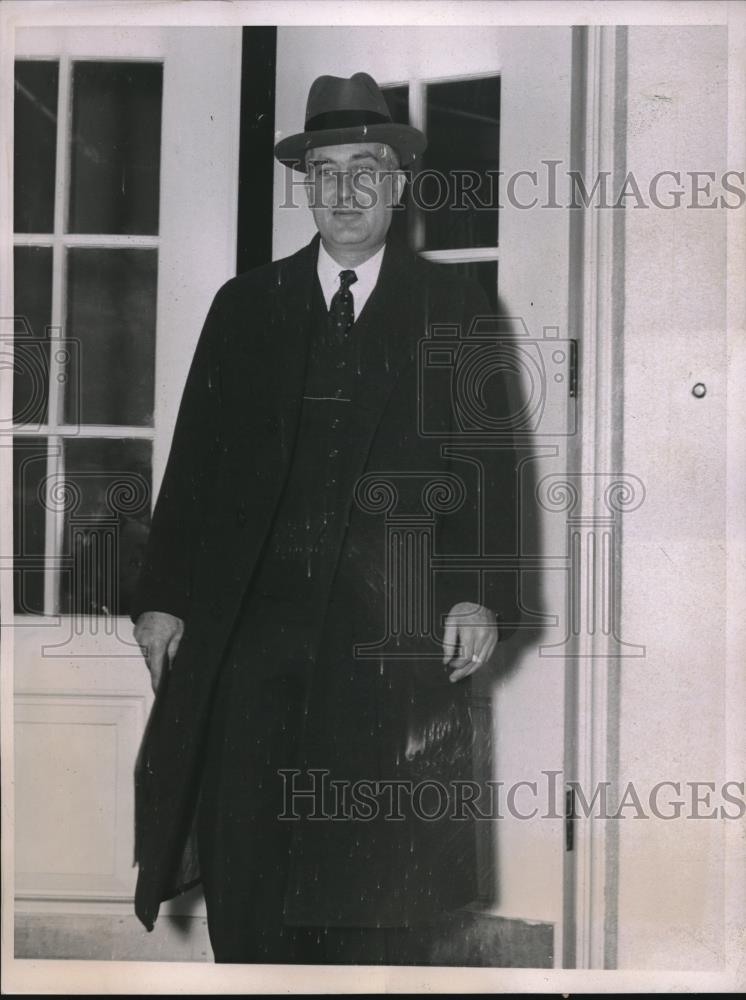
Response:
[131,232,520,931]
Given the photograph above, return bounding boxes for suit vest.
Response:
[223,272,373,678]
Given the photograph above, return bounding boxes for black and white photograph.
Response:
[1,0,744,993]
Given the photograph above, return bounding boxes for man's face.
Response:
[304,142,405,259]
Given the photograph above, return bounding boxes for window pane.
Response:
[448,260,498,313]
[13,438,49,614]
[64,248,157,426]
[382,85,410,244]
[14,246,52,426]
[382,85,409,125]
[14,61,59,234]
[422,76,500,251]
[68,61,163,235]
[59,438,152,616]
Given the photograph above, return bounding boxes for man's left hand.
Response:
[442,602,499,682]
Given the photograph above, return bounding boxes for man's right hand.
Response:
[133,611,185,694]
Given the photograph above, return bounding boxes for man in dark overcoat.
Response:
[131,71,520,965]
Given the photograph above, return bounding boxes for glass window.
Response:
[382,84,410,244]
[59,439,152,616]
[423,76,500,251]
[14,245,53,426]
[14,61,59,233]
[65,248,157,426]
[68,61,163,235]
[13,438,49,615]
[382,75,499,308]
[13,58,161,617]
[382,85,409,125]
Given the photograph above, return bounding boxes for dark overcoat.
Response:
[131,233,519,932]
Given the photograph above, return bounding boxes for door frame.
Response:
[564,24,628,970]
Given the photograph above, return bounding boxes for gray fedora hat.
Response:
[274,71,426,172]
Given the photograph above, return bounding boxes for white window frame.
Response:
[9,26,243,632]
[383,72,501,274]
[13,52,162,617]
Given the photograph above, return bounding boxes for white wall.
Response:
[615,25,729,969]
[153,27,242,493]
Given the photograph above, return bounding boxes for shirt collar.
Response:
[316,239,386,313]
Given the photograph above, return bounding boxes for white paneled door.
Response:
[10,26,241,920]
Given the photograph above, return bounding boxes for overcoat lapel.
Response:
[210,236,320,636]
[219,234,421,638]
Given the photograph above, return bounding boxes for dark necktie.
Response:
[329,269,358,342]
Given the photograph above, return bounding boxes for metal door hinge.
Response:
[569,338,578,399]
[565,786,576,851]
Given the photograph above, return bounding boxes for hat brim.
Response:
[274,122,426,172]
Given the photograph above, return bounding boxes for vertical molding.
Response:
[44,54,71,615]
[603,26,628,972]
[0,7,18,966]
[569,24,626,970]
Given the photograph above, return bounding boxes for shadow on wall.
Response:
[469,296,549,916]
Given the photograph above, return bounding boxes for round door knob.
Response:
[692,382,707,398]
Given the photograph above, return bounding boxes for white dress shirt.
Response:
[316,240,385,322]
